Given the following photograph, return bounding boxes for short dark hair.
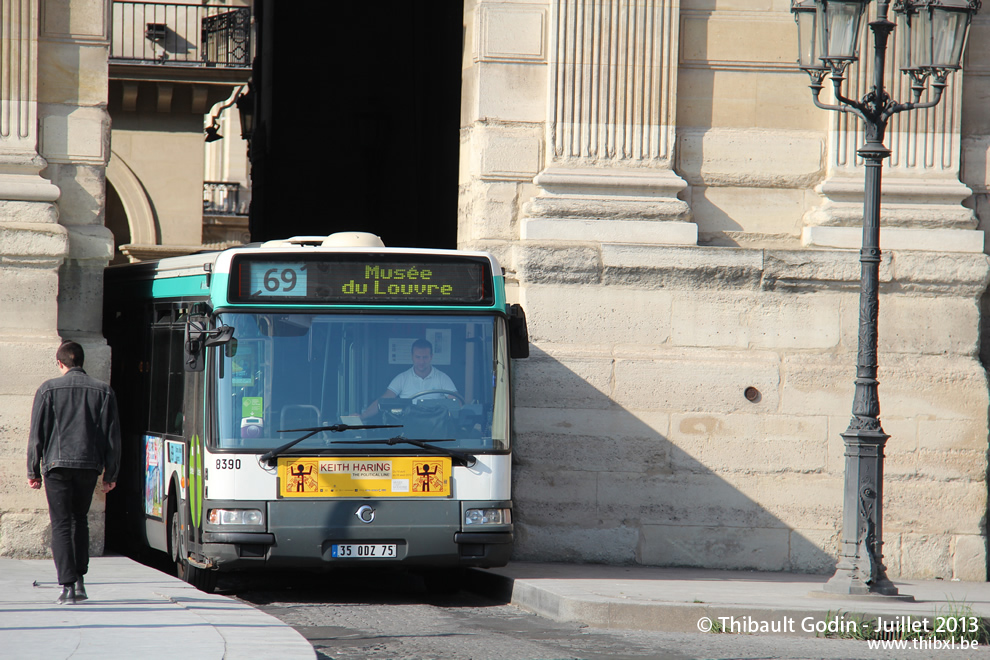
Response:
[411,339,433,354]
[56,341,84,368]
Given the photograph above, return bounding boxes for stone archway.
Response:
[105,151,157,259]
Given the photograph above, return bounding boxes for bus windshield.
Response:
[214,312,510,453]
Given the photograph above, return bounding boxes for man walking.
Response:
[27,341,121,604]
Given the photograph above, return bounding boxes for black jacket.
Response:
[27,367,121,481]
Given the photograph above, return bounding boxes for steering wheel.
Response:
[410,390,465,407]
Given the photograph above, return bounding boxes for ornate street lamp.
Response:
[791,0,981,596]
[204,86,253,144]
[235,84,255,142]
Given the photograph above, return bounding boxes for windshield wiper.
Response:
[260,424,401,467]
[335,435,477,467]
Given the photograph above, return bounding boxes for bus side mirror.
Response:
[185,317,208,372]
[508,304,529,359]
[205,325,235,347]
[185,318,235,372]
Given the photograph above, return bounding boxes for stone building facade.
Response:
[1,0,988,581]
[459,0,990,580]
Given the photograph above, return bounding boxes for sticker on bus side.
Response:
[277,457,451,498]
[144,436,164,519]
[166,440,186,498]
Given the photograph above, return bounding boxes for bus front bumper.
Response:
[198,499,513,571]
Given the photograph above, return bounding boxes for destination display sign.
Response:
[277,456,452,498]
[228,254,493,305]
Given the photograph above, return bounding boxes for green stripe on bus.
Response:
[151,275,210,299]
[190,436,203,528]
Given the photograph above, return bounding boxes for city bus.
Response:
[103,232,528,592]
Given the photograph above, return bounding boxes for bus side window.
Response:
[149,325,170,434]
[166,326,184,435]
[148,312,186,436]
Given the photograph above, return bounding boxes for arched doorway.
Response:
[104,182,130,265]
[248,1,464,249]
[105,151,158,263]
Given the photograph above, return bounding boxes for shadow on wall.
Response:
[509,345,837,575]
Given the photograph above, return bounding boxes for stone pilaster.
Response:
[0,0,69,558]
[522,0,693,245]
[458,0,547,266]
[45,0,113,554]
[0,0,62,208]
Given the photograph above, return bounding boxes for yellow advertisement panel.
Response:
[278,456,451,498]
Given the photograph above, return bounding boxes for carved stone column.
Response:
[0,0,69,557]
[523,0,693,245]
[802,10,982,254]
[0,0,67,369]
[0,0,62,208]
[39,1,114,366]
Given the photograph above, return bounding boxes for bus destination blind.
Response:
[230,256,492,305]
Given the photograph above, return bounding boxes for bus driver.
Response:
[359,339,456,420]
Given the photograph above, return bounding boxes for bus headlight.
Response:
[208,508,263,525]
[464,508,511,526]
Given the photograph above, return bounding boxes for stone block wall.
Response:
[506,244,989,579]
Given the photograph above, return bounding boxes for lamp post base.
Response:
[824,565,900,596]
[823,426,906,597]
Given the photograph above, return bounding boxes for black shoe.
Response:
[56,584,76,605]
[75,576,88,601]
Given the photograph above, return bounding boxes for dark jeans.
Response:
[44,468,100,585]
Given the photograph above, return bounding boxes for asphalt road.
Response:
[222,568,980,660]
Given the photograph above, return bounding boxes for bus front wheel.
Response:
[170,509,218,593]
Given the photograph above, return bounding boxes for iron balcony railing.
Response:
[204,182,249,216]
[111,1,252,67]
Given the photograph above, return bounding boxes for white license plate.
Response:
[331,543,397,559]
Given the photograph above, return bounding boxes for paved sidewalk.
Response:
[0,555,314,660]
[7,555,990,659]
[474,562,990,639]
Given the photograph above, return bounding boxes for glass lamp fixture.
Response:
[792,0,872,80]
[236,88,255,140]
[894,0,980,73]
[792,0,830,84]
[817,0,871,66]
[893,0,981,98]
[793,0,822,68]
